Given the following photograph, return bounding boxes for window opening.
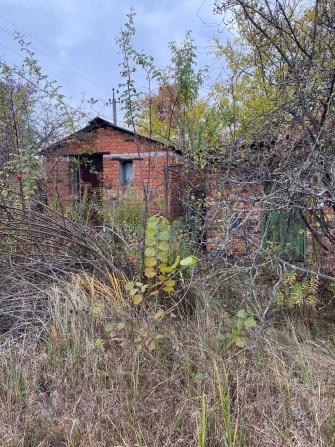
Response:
[119,160,134,186]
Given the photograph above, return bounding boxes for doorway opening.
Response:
[71,153,104,224]
[72,153,103,197]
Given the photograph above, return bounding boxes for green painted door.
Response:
[263,207,305,261]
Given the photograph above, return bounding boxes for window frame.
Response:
[119,159,134,186]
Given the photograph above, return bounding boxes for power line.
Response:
[0,42,108,106]
[0,24,112,96]
[0,15,116,93]
[0,17,123,124]
[0,42,115,124]
[0,43,90,119]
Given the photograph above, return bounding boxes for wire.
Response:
[0,25,112,96]
[0,43,88,117]
[0,15,116,93]
[0,17,126,125]
[0,42,106,106]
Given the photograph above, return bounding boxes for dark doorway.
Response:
[73,153,103,197]
[71,153,104,225]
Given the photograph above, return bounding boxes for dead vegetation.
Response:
[1,273,335,447]
[1,192,335,447]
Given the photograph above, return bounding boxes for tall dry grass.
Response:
[1,275,335,447]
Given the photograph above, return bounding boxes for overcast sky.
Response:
[0,0,226,126]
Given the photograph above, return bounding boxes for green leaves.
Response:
[104,321,126,335]
[218,309,257,353]
[244,318,256,328]
[165,279,176,287]
[145,235,157,246]
[126,215,197,308]
[125,281,135,291]
[144,247,156,257]
[236,309,248,319]
[158,231,170,241]
[144,257,157,267]
[146,226,157,236]
[157,252,168,263]
[132,294,143,305]
[104,323,114,332]
[147,215,160,227]
[180,255,197,266]
[157,241,169,252]
[234,336,247,348]
[144,215,170,277]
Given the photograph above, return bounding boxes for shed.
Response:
[45,116,182,218]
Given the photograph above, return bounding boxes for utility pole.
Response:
[106,88,118,125]
[112,88,117,126]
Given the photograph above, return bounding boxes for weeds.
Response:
[214,361,242,447]
[196,391,207,447]
[1,277,335,446]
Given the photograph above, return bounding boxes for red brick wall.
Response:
[205,180,263,256]
[304,203,335,271]
[205,174,335,270]
[46,131,335,269]
[46,126,178,216]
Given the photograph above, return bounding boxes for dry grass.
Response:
[1,276,335,447]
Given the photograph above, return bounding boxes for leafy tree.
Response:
[135,31,226,158]
[137,83,224,156]
[210,0,335,275]
[116,18,227,161]
[214,0,335,147]
[116,8,161,131]
[211,38,282,143]
[0,33,83,199]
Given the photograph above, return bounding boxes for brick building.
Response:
[203,150,335,270]
[45,116,182,217]
[45,119,335,269]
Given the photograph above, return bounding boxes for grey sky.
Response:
[0,0,225,126]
